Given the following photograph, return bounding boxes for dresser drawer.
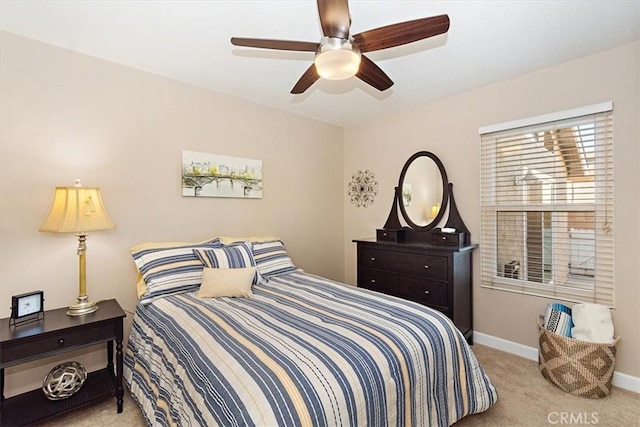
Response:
[358,269,449,308]
[359,269,403,298]
[376,229,405,243]
[360,247,448,281]
[1,323,116,365]
[412,280,449,308]
[432,231,466,246]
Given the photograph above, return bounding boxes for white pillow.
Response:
[197,267,255,298]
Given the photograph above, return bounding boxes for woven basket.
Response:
[537,316,619,398]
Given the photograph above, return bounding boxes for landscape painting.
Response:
[182,150,263,198]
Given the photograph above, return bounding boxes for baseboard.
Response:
[611,371,640,394]
[474,331,539,361]
[473,331,640,394]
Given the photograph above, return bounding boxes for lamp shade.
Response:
[40,185,115,234]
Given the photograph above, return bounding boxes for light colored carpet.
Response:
[38,344,639,426]
[454,345,640,426]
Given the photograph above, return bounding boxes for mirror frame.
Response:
[397,151,449,231]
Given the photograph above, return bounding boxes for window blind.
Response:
[479,104,614,306]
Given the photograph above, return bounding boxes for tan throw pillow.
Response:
[197,267,256,298]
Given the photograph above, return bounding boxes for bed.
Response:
[124,239,497,426]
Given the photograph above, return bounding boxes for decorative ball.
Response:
[42,361,87,400]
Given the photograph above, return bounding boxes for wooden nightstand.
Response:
[0,299,125,426]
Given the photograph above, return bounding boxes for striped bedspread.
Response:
[124,271,497,426]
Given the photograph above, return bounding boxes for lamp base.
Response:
[67,296,99,317]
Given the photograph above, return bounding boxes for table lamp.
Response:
[40,180,115,316]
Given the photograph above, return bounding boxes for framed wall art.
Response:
[182,150,263,198]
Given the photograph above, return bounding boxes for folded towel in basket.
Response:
[571,303,614,343]
[543,303,573,337]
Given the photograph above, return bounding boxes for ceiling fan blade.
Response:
[356,55,394,91]
[352,15,450,53]
[317,0,351,39]
[231,37,320,52]
[291,64,320,94]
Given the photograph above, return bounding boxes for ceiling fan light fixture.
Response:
[232,4,451,94]
[314,37,361,80]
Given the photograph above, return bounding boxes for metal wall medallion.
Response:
[42,361,87,400]
[348,170,378,208]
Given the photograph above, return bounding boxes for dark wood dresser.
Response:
[354,238,477,343]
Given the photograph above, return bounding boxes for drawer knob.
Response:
[371,257,376,261]
[424,265,430,269]
[370,279,376,283]
[424,290,430,295]
[58,339,65,347]
[383,232,388,237]
[442,236,447,240]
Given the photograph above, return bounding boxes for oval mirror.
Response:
[397,151,448,230]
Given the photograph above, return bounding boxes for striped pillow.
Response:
[193,241,264,285]
[132,240,223,303]
[252,240,299,277]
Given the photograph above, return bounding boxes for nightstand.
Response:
[0,299,125,426]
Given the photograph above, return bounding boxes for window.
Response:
[479,103,614,306]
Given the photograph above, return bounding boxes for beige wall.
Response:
[2,29,638,398]
[0,32,344,396]
[344,42,640,377]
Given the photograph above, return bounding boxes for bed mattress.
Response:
[124,271,497,426]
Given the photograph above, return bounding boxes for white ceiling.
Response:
[2,1,640,127]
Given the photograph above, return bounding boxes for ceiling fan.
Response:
[231,0,450,94]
